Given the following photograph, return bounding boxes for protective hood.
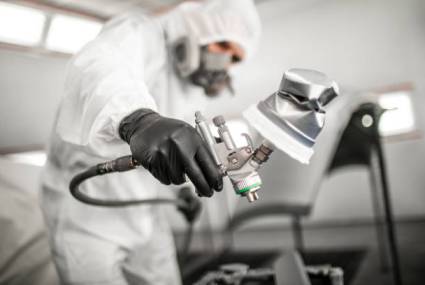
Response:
[161,0,261,59]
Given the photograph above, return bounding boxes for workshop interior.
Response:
[0,0,424,284]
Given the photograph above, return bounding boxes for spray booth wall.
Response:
[212,0,425,227]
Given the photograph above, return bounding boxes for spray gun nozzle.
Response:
[245,191,259,203]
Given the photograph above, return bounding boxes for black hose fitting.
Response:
[96,155,138,175]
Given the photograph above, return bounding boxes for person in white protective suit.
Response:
[40,0,261,284]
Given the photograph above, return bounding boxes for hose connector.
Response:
[252,143,274,165]
[97,155,139,174]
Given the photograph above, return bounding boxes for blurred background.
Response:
[0,0,424,284]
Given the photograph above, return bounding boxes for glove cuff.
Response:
[119,108,160,143]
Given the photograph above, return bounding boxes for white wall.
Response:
[0,0,424,230]
[0,50,67,149]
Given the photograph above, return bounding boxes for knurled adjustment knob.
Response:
[213,115,226,127]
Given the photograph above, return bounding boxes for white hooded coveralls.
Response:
[40,0,260,284]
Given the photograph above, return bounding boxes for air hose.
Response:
[69,154,201,263]
[69,155,187,207]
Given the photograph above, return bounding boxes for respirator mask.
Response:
[173,37,234,96]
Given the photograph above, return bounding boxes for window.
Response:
[0,2,46,46]
[378,90,415,136]
[0,3,104,55]
[4,151,47,166]
[46,14,102,53]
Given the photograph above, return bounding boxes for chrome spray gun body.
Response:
[195,68,339,203]
[195,112,272,202]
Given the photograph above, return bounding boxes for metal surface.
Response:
[243,69,339,164]
[257,68,339,147]
[195,111,267,203]
[213,116,237,151]
[245,191,259,202]
[279,68,339,108]
[195,111,223,169]
[370,146,403,285]
[226,147,252,171]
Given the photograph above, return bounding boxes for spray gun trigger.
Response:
[241,133,254,149]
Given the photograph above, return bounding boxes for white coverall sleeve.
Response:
[56,17,158,157]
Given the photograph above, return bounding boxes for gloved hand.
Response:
[119,108,223,197]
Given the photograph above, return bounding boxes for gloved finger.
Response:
[183,158,213,197]
[149,154,171,185]
[195,145,223,191]
[161,150,186,185]
[168,165,186,185]
[150,167,171,185]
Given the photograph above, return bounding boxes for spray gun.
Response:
[69,68,338,206]
[195,112,272,202]
[195,68,339,203]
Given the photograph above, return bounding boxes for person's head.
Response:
[167,0,261,96]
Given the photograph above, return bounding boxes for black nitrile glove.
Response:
[119,108,223,197]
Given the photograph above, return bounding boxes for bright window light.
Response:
[378,91,415,136]
[0,2,46,46]
[4,151,47,167]
[46,15,102,53]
